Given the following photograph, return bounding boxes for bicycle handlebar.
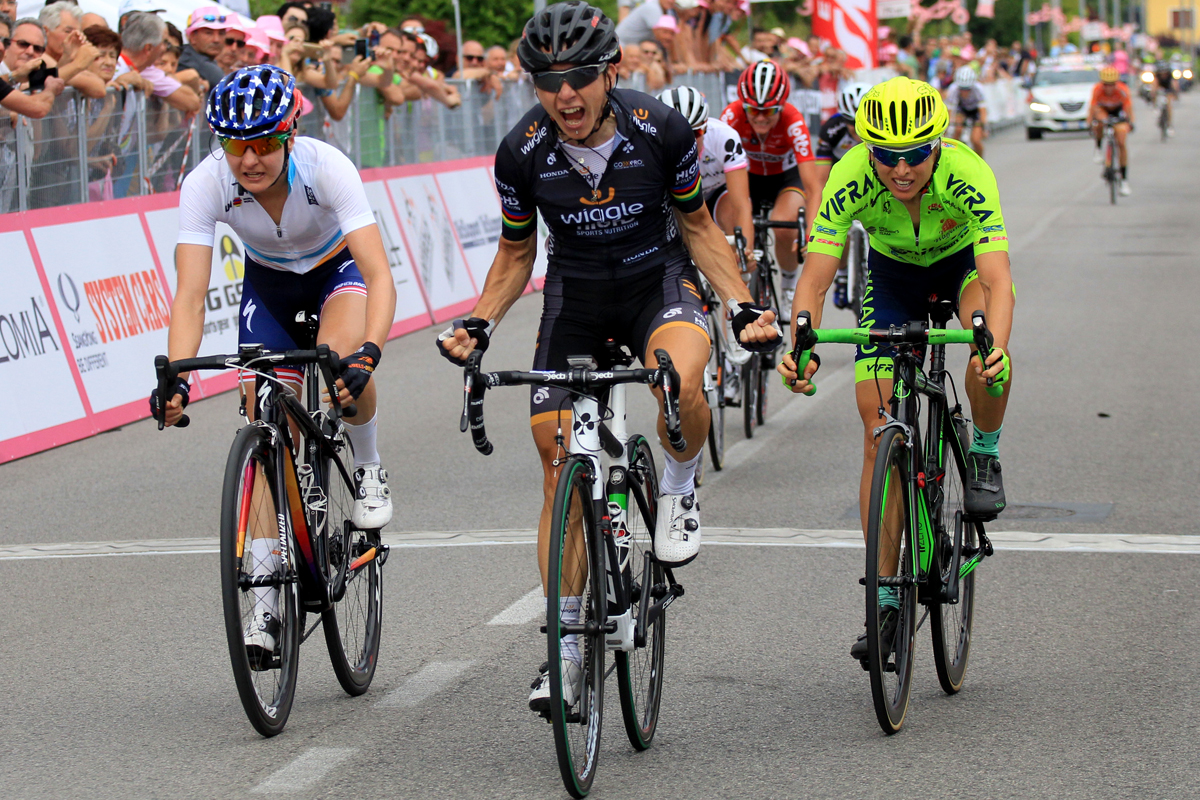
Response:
[153,345,355,430]
[460,348,688,456]
[788,310,1004,398]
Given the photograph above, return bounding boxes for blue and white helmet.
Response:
[206,64,300,140]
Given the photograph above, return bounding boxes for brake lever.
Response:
[970,311,1004,399]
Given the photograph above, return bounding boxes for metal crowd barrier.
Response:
[0,71,815,213]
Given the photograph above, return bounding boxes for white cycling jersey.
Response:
[698,116,748,198]
[946,84,986,115]
[177,137,377,275]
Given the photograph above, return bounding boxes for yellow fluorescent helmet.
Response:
[854,76,949,147]
[1099,66,1119,83]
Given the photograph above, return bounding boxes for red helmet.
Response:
[737,59,790,109]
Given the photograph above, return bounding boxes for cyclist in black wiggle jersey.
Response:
[437,1,779,711]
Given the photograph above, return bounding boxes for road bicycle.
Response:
[741,202,798,439]
[1155,93,1170,141]
[460,343,686,798]
[790,300,1003,734]
[1099,117,1122,205]
[153,320,386,737]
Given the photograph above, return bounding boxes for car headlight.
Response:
[1173,69,1182,79]
[1141,71,1154,82]
[1029,102,1051,113]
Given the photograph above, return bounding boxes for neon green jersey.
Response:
[807,139,1009,266]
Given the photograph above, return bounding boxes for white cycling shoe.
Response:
[528,660,583,714]
[654,492,700,566]
[352,464,393,529]
[244,611,278,668]
[1092,148,1104,164]
[1119,180,1132,196]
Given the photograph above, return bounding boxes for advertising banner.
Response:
[361,180,434,336]
[0,231,87,443]
[813,0,878,70]
[434,167,503,291]
[385,174,477,322]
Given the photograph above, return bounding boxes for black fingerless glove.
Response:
[435,317,494,366]
[729,301,783,353]
[339,341,381,400]
[149,376,189,422]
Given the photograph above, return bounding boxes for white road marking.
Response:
[5,526,1200,561]
[377,660,475,709]
[251,747,357,794]
[487,587,544,626]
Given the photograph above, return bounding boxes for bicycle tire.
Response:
[851,229,869,318]
[1106,141,1117,205]
[320,426,383,696]
[742,356,760,439]
[705,309,725,472]
[864,427,918,735]
[219,424,301,737]
[547,456,605,798]
[929,414,978,694]
[617,436,665,750]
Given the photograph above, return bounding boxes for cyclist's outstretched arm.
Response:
[168,243,214,364]
[971,250,1013,378]
[345,224,398,348]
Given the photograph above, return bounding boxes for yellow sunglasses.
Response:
[218,134,290,157]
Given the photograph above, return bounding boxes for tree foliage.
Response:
[348,0,550,49]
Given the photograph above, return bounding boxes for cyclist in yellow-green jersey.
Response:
[777,77,1014,660]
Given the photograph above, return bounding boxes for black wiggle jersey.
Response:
[494,89,705,280]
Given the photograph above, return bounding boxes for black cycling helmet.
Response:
[517,1,622,74]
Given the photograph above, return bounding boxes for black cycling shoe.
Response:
[850,606,899,665]
[964,451,1006,519]
[832,274,849,309]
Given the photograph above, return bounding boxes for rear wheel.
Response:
[617,436,665,750]
[704,309,725,472]
[547,456,605,798]
[864,427,917,735]
[320,426,383,696]
[220,425,300,737]
[930,415,978,694]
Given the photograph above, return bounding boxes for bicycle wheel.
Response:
[617,436,665,750]
[851,232,869,318]
[547,456,605,798]
[219,424,300,737]
[753,266,777,428]
[320,426,383,696]
[1106,142,1117,205]
[704,310,725,471]
[742,355,760,439]
[929,414,978,694]
[864,427,918,735]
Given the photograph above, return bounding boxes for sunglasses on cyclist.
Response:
[868,141,939,168]
[532,64,605,93]
[10,38,46,54]
[745,105,780,116]
[218,133,290,157]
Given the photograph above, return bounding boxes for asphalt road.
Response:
[1,99,1198,800]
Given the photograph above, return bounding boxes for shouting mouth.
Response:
[559,106,586,133]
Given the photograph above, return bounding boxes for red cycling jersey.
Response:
[720,101,815,176]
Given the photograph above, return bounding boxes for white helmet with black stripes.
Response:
[657,85,710,130]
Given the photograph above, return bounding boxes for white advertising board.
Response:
[385,175,476,319]
[0,231,87,438]
[31,215,171,413]
[434,167,502,290]
[361,180,432,328]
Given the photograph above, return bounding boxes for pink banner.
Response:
[813,0,878,70]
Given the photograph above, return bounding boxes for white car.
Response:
[1025,60,1102,139]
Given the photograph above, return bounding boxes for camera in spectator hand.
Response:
[27,66,58,94]
[354,38,373,61]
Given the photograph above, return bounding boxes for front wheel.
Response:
[320,427,383,696]
[929,415,978,694]
[742,356,761,439]
[617,436,665,750]
[220,424,300,737]
[547,456,605,798]
[704,309,726,472]
[864,427,917,735]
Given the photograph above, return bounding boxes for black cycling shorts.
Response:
[704,185,728,216]
[854,245,979,384]
[747,166,805,208]
[530,258,710,424]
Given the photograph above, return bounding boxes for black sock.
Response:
[1120,166,1127,179]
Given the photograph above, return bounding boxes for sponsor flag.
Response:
[813,0,877,69]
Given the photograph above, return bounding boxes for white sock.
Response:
[250,538,279,617]
[344,411,379,468]
[660,451,701,496]
[560,596,581,665]
[780,269,799,293]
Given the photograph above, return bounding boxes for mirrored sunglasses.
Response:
[532,64,604,93]
[869,141,939,168]
[218,134,289,157]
